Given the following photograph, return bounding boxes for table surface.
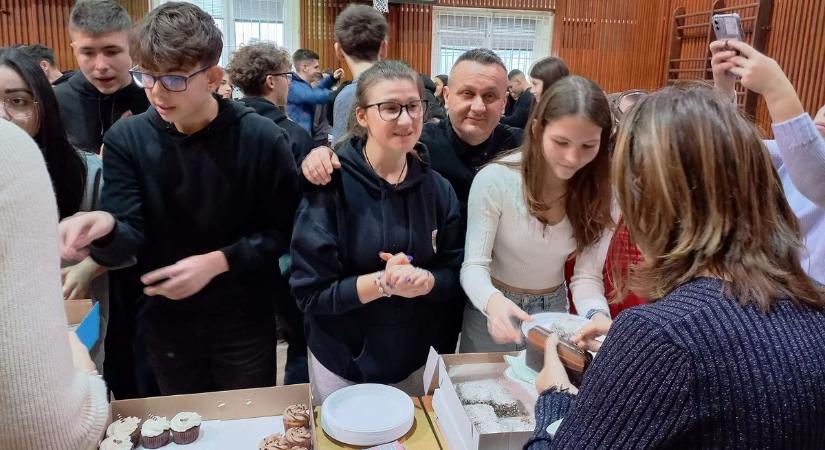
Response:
[420,395,449,450]
[314,397,445,450]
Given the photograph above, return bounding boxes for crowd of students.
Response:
[1,0,824,449]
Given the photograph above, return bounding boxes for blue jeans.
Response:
[459,284,568,353]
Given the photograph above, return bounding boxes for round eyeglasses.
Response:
[130,66,211,92]
[269,72,293,83]
[364,100,428,121]
[0,97,38,119]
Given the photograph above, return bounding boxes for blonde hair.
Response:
[612,85,824,310]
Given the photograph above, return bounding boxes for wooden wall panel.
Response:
[386,3,432,73]
[662,0,825,133]
[552,0,670,93]
[300,0,433,77]
[0,0,149,71]
[1,0,75,70]
[757,0,825,129]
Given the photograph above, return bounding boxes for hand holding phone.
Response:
[712,13,744,43]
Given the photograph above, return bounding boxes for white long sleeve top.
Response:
[460,153,613,315]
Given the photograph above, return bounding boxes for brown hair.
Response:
[612,85,824,310]
[293,49,319,65]
[227,42,290,96]
[505,75,614,255]
[336,60,424,148]
[334,4,388,63]
[130,2,222,72]
[69,0,131,35]
[529,57,570,95]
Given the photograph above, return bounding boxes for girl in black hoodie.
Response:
[289,61,464,402]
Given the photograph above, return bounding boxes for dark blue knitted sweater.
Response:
[526,277,825,449]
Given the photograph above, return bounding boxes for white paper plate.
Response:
[521,312,590,337]
[321,384,414,446]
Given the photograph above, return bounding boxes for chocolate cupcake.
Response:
[257,433,283,450]
[170,412,202,444]
[105,416,140,447]
[140,416,170,449]
[282,403,310,431]
[99,435,134,450]
[283,426,312,449]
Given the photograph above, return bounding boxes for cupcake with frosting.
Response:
[99,434,134,450]
[170,412,202,444]
[105,416,140,447]
[140,415,170,449]
[282,403,310,430]
[284,426,312,449]
[257,433,282,450]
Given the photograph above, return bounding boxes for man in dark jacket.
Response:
[228,41,312,385]
[55,0,149,154]
[298,48,523,353]
[500,69,534,129]
[228,42,313,166]
[55,0,154,401]
[20,44,75,86]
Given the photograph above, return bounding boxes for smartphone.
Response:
[712,13,744,41]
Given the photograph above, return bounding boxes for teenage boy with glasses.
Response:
[226,42,314,385]
[227,42,312,166]
[58,2,299,395]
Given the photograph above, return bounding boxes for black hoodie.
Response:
[239,96,313,167]
[289,137,463,384]
[54,72,150,154]
[420,117,523,229]
[90,96,299,319]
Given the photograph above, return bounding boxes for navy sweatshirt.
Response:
[90,96,299,318]
[527,277,825,450]
[289,137,463,384]
[239,96,313,167]
[55,72,150,154]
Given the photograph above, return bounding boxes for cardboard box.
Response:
[65,299,99,351]
[423,349,536,450]
[109,384,316,449]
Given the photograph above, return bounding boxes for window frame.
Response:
[431,6,555,78]
[151,0,299,67]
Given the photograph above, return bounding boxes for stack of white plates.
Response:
[321,384,415,446]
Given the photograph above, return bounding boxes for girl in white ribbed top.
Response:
[459,76,615,352]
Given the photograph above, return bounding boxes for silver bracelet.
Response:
[375,271,391,297]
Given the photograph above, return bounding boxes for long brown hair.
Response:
[507,75,614,255]
[612,85,824,310]
[529,56,570,96]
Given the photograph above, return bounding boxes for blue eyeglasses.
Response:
[129,66,211,92]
